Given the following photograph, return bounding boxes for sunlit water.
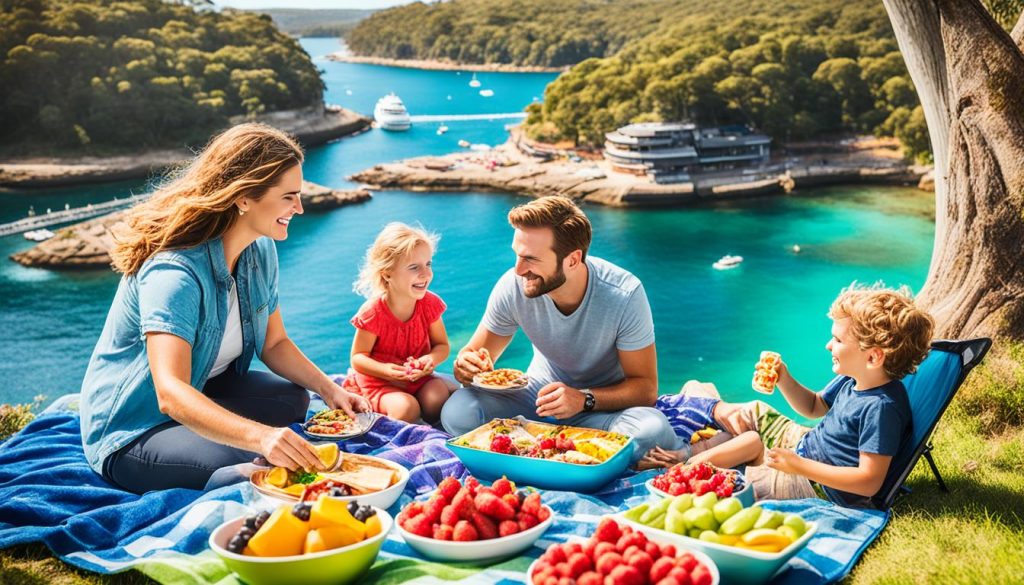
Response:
[0,39,935,421]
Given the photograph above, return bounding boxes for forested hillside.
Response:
[0,0,324,154]
[256,8,373,38]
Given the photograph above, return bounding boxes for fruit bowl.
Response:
[526,519,719,585]
[645,473,755,508]
[208,507,392,585]
[398,504,554,563]
[616,510,816,584]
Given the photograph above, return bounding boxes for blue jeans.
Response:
[101,368,309,493]
[440,386,684,463]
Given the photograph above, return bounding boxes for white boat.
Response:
[469,73,481,88]
[469,143,492,151]
[458,139,471,148]
[24,229,55,242]
[712,255,743,270]
[373,93,411,131]
[479,89,494,97]
[436,125,449,135]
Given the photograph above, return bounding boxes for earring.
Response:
[238,208,246,216]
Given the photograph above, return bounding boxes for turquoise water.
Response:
[0,38,935,421]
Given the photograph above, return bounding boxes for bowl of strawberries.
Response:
[646,462,754,507]
[395,475,555,563]
[528,517,718,585]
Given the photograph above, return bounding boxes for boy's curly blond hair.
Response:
[828,284,935,380]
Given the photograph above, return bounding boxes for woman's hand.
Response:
[319,382,371,416]
[259,426,324,471]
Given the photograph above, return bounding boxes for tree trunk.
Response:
[1012,10,1024,48]
[883,0,1024,340]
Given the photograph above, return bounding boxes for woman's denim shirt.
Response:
[80,237,279,474]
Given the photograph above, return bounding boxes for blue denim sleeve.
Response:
[858,399,905,456]
[616,283,655,351]
[137,260,201,346]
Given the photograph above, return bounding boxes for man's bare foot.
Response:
[636,446,690,470]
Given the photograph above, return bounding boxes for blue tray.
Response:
[447,437,634,493]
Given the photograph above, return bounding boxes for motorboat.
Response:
[712,255,743,270]
[373,93,411,131]
[23,229,55,242]
[436,124,449,135]
[458,139,471,148]
[478,89,494,97]
[469,73,481,88]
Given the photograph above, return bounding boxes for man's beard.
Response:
[522,266,566,298]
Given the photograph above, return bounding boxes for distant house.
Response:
[603,122,771,183]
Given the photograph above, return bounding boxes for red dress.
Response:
[343,291,446,411]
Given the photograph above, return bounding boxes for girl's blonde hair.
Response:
[111,123,303,275]
[354,222,439,298]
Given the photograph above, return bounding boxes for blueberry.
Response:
[347,501,359,515]
[330,486,349,497]
[291,502,312,521]
[237,527,254,539]
[354,505,375,522]
[227,535,246,553]
[242,515,258,530]
[254,510,270,530]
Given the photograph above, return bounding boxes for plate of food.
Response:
[447,417,633,492]
[304,409,380,439]
[471,368,529,392]
[251,452,409,509]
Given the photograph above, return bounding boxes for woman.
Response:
[80,123,368,493]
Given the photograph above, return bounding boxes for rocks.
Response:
[10,182,370,270]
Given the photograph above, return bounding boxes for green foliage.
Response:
[255,8,374,38]
[0,395,45,442]
[952,340,1024,435]
[0,0,325,152]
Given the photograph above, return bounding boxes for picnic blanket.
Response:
[0,391,888,584]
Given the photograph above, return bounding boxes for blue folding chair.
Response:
[875,338,992,509]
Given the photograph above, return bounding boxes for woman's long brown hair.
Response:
[111,123,303,275]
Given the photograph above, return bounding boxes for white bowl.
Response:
[645,474,755,507]
[209,507,392,585]
[252,458,410,511]
[397,505,554,563]
[616,511,816,584]
[526,526,720,585]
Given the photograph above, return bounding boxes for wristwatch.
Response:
[581,388,596,412]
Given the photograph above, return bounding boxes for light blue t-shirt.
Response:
[797,376,912,508]
[482,256,655,390]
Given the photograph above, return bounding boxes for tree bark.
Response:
[883,0,1024,340]
[1012,10,1024,48]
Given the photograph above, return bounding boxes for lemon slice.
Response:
[315,443,340,469]
[266,466,290,488]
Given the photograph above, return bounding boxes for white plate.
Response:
[303,411,381,439]
[471,370,529,393]
[397,505,554,563]
[526,526,719,585]
[250,456,409,510]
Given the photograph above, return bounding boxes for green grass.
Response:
[2,345,1023,584]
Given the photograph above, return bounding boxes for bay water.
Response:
[0,38,935,421]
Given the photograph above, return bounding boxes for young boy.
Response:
[645,285,934,508]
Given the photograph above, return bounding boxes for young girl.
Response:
[344,223,452,423]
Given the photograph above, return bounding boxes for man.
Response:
[440,196,681,462]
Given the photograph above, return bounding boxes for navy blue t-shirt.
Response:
[796,376,912,508]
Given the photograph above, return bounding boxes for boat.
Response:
[712,255,743,270]
[479,89,494,97]
[458,139,471,148]
[468,73,481,88]
[373,93,411,131]
[24,229,55,242]
[436,125,449,135]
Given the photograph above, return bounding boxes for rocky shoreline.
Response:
[326,53,567,73]
[9,182,371,270]
[0,106,370,190]
[349,140,928,209]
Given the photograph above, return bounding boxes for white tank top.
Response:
[209,280,243,378]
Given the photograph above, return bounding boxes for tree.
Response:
[883,0,1024,339]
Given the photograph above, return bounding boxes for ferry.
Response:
[712,255,743,270]
[373,93,411,131]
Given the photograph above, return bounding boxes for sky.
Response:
[215,0,413,8]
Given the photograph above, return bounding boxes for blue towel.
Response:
[0,395,886,583]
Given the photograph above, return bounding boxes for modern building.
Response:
[603,123,771,183]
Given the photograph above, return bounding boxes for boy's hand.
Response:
[764,447,801,474]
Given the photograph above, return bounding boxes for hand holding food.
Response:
[454,347,492,384]
[260,426,324,472]
[320,382,370,416]
[752,350,782,394]
[403,355,434,381]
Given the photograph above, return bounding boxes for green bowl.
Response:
[208,507,392,585]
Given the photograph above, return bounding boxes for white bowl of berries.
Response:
[527,517,718,585]
[646,462,754,507]
[396,476,555,564]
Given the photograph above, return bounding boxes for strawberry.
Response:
[593,541,616,559]
[595,551,623,575]
[644,541,662,559]
[677,552,697,572]
[594,517,623,543]
[489,434,515,454]
[422,495,446,522]
[566,552,592,578]
[432,523,454,540]
[498,519,520,537]
[402,513,433,537]
[539,437,556,450]
[533,567,556,584]
[452,519,478,541]
[668,567,694,584]
[608,565,644,585]
[471,511,498,539]
[576,572,602,585]
[521,492,543,517]
[464,476,481,495]
[655,578,684,585]
[660,544,677,559]
[502,492,521,511]
[518,511,540,531]
[400,501,424,521]
[451,488,476,520]
[544,544,568,564]
[616,531,646,553]
[626,550,654,578]
[537,505,551,521]
[564,542,583,557]
[437,476,461,501]
[650,557,676,582]
[492,476,515,497]
[691,563,713,585]
[440,504,459,526]
[474,492,516,520]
